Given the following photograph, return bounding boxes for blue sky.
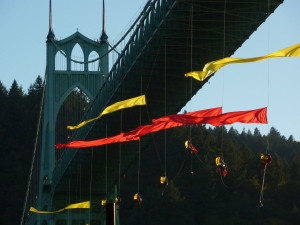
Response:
[0,0,300,141]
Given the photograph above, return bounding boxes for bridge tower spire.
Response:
[100,0,108,42]
[47,0,55,41]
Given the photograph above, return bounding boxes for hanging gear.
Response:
[185,140,198,154]
[260,153,272,166]
[115,195,121,208]
[259,151,272,207]
[133,193,142,206]
[185,139,198,175]
[101,199,107,206]
[216,156,228,177]
[160,176,168,195]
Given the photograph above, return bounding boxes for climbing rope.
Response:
[259,164,267,207]
[173,152,189,181]
[260,0,271,208]
[164,41,167,178]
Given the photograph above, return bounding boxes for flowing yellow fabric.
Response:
[67,95,146,130]
[30,201,90,214]
[185,43,300,81]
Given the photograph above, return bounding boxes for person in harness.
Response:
[160,176,168,195]
[133,193,142,207]
[260,153,272,166]
[216,156,228,177]
[115,195,121,208]
[185,140,198,154]
[259,151,272,207]
[185,139,198,175]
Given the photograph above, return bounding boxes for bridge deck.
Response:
[51,0,283,209]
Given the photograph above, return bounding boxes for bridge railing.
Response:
[52,0,177,194]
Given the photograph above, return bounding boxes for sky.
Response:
[0,0,300,141]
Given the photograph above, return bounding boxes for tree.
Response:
[28,75,43,96]
[8,79,23,99]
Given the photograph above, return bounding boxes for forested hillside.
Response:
[120,126,300,225]
[0,77,43,225]
[0,77,299,225]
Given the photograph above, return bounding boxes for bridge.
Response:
[21,0,283,224]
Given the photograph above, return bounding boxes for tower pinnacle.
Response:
[100,0,108,42]
[47,0,55,41]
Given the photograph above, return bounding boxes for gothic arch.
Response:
[57,83,93,112]
[71,43,84,71]
[88,51,100,71]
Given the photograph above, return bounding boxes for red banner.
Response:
[56,107,267,149]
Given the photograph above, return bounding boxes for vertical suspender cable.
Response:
[267,0,270,136]
[138,63,143,193]
[89,147,94,224]
[260,0,271,207]
[190,3,194,173]
[164,41,167,177]
[119,110,123,195]
[221,0,227,152]
[138,134,141,193]
[68,178,71,224]
[106,124,108,199]
[189,1,193,128]
[79,163,82,221]
[222,0,226,103]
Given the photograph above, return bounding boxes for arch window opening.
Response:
[88,51,100,71]
[71,43,84,71]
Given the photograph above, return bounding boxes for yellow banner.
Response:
[67,95,146,130]
[185,43,300,81]
[30,201,90,214]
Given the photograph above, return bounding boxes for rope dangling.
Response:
[259,147,272,207]
[260,0,272,208]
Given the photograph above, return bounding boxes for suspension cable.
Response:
[20,70,47,225]
[50,0,153,64]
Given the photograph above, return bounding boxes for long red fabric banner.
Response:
[56,107,267,149]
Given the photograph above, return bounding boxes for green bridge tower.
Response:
[36,0,112,224]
